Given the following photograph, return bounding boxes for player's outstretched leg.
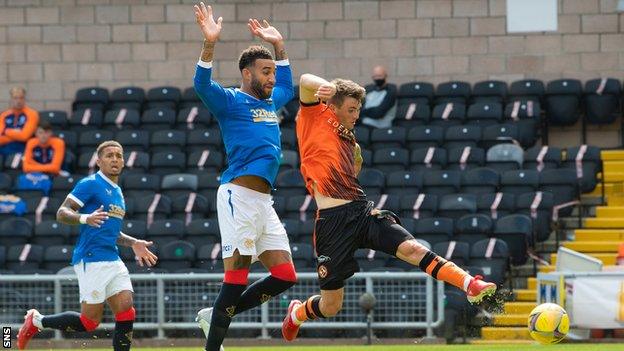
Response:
[282,289,343,341]
[235,261,297,314]
[398,239,496,303]
[18,309,100,350]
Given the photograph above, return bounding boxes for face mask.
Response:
[374,79,385,87]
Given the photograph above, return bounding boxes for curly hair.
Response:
[238,45,273,71]
[329,78,366,107]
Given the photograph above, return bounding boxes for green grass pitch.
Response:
[43,344,624,351]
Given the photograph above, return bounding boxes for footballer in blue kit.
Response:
[192,3,298,351]
[17,140,157,351]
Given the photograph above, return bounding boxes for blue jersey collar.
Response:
[97,171,119,189]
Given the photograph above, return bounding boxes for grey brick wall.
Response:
[0,0,622,146]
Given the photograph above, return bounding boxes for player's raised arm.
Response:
[57,200,108,228]
[195,2,222,62]
[299,73,336,104]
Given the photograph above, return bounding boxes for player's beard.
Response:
[251,76,271,100]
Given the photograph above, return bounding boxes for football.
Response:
[527,303,570,344]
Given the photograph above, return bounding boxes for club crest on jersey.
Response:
[251,108,279,123]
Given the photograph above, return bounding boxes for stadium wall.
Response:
[0,0,622,147]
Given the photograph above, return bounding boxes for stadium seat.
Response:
[280,127,298,150]
[195,243,224,272]
[471,80,507,104]
[33,220,70,246]
[281,219,302,242]
[465,102,503,127]
[539,169,579,217]
[430,102,466,126]
[146,219,185,246]
[161,173,198,199]
[460,167,499,194]
[122,151,150,174]
[185,218,220,248]
[443,125,482,150]
[150,151,186,175]
[187,150,224,174]
[454,214,492,246]
[446,146,485,171]
[180,87,202,109]
[413,217,453,246]
[583,78,621,125]
[42,245,74,272]
[299,220,315,244]
[545,79,582,127]
[55,130,77,150]
[68,108,103,132]
[7,244,44,270]
[368,194,400,213]
[500,169,539,195]
[437,193,477,219]
[77,130,114,154]
[121,220,147,240]
[274,169,307,198]
[493,214,532,265]
[485,143,524,173]
[508,79,544,102]
[481,123,520,150]
[422,170,461,195]
[196,172,221,202]
[171,193,209,222]
[502,99,540,147]
[39,110,68,129]
[370,127,406,150]
[399,193,437,219]
[562,145,601,193]
[516,191,554,242]
[187,128,222,152]
[409,147,446,171]
[284,195,317,222]
[433,241,470,266]
[150,129,186,153]
[279,150,299,173]
[134,194,172,222]
[398,81,434,106]
[477,192,515,220]
[358,168,385,195]
[354,249,388,271]
[2,153,22,178]
[290,242,315,269]
[0,173,11,193]
[176,106,212,130]
[435,81,471,105]
[141,107,176,131]
[145,86,181,111]
[103,108,141,130]
[110,86,145,111]
[73,87,109,111]
[0,217,32,247]
[372,147,409,172]
[159,240,196,270]
[114,130,150,152]
[394,100,431,127]
[385,170,422,195]
[523,145,561,171]
[123,173,161,198]
[406,125,443,149]
[469,238,509,284]
[280,99,300,128]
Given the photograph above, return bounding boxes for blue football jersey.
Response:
[67,171,126,265]
[194,59,294,187]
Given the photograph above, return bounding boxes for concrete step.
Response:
[481,327,530,340]
[585,217,624,228]
[601,150,624,161]
[596,206,624,218]
[527,277,536,290]
[514,289,536,301]
[575,229,624,241]
[493,314,527,326]
[563,241,622,253]
[504,302,536,314]
[539,265,555,273]
[551,252,617,265]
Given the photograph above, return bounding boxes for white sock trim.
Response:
[32,312,44,330]
[463,276,472,292]
[291,307,303,326]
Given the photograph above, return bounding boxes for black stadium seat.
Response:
[274,169,307,198]
[150,129,186,153]
[141,108,176,131]
[406,125,443,149]
[145,86,181,111]
[454,214,492,246]
[146,219,185,245]
[77,130,114,154]
[159,241,196,270]
[523,145,561,171]
[161,173,198,199]
[469,238,509,284]
[460,167,499,194]
[42,245,74,272]
[516,191,554,243]
[39,110,68,129]
[435,81,471,105]
[493,214,532,265]
[583,78,621,125]
[122,150,150,174]
[115,130,150,152]
[500,170,539,196]
[176,106,212,130]
[370,127,406,150]
[358,168,385,195]
[398,81,434,106]
[444,125,482,150]
[73,87,108,111]
[171,193,210,222]
[110,86,145,111]
[437,193,477,219]
[539,169,579,217]
[68,108,103,132]
[422,170,461,195]
[465,102,503,127]
[180,87,202,109]
[413,217,453,246]
[185,219,220,248]
[103,108,141,130]
[433,241,470,266]
[477,192,515,219]
[562,145,601,193]
[394,100,430,126]
[0,217,33,247]
[372,148,409,172]
[409,147,446,171]
[430,102,465,126]
[471,80,507,104]
[446,146,485,171]
[508,79,544,103]
[385,171,422,195]
[56,130,77,150]
[7,244,44,270]
[545,79,582,127]
[399,193,437,219]
[150,151,186,175]
[33,220,70,246]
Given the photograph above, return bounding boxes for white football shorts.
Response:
[73,260,133,304]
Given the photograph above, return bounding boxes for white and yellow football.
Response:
[527,303,570,344]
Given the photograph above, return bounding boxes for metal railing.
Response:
[0,272,444,339]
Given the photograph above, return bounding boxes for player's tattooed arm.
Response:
[248,19,287,60]
[116,232,138,247]
[299,74,336,104]
[118,233,158,267]
[57,198,108,227]
[194,2,222,62]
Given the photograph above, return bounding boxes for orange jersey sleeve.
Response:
[22,137,65,175]
[296,101,365,201]
[0,110,11,145]
[4,106,39,142]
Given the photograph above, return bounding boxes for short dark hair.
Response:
[96,140,123,157]
[38,120,52,131]
[329,79,366,107]
[238,45,273,71]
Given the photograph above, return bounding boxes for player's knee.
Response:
[269,262,297,283]
[79,314,100,332]
[115,307,136,322]
[401,240,428,261]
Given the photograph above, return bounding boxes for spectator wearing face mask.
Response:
[360,66,397,128]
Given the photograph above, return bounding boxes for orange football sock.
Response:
[419,251,470,291]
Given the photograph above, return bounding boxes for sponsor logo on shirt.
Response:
[108,204,126,219]
[251,108,279,123]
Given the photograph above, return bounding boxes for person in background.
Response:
[22,120,66,176]
[360,66,397,129]
[0,87,39,155]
